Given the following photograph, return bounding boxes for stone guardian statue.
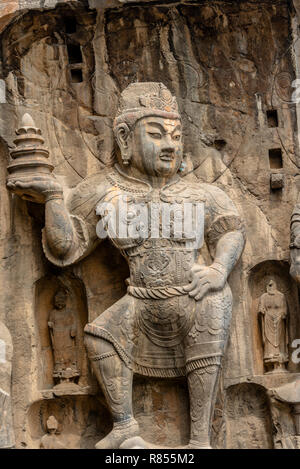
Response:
[7,82,246,449]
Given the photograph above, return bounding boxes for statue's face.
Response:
[267,280,276,293]
[130,116,183,178]
[54,291,66,309]
[47,416,58,433]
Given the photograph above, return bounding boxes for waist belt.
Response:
[127,284,189,299]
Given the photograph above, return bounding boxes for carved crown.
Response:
[114,82,180,127]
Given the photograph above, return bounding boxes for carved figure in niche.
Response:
[268,381,300,449]
[48,289,80,389]
[7,83,246,449]
[40,416,66,449]
[290,195,300,283]
[258,279,289,373]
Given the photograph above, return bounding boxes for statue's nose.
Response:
[161,134,176,151]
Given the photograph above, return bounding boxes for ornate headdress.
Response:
[114,82,181,128]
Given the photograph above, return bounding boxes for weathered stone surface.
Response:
[0,321,14,448]
[0,1,83,34]
[1,0,300,449]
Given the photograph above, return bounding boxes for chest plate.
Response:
[96,192,205,251]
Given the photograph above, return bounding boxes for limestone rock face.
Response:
[0,0,300,449]
[0,322,14,448]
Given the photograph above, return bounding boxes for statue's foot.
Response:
[120,437,149,449]
[188,439,212,449]
[95,418,140,449]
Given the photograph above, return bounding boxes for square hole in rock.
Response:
[67,44,82,64]
[266,109,278,128]
[64,17,77,34]
[269,148,283,169]
[71,69,83,83]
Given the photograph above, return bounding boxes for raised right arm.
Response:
[7,172,106,267]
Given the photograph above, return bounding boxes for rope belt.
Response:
[127,284,189,299]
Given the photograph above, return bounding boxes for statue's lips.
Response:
[159,154,174,162]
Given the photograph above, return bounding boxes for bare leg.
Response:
[187,363,220,449]
[85,335,139,449]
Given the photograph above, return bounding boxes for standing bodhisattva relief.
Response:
[7,82,246,449]
[258,279,289,374]
[48,289,80,389]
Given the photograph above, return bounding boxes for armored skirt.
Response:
[84,283,233,378]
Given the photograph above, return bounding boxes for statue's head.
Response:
[113,82,183,178]
[46,415,58,434]
[267,279,277,293]
[54,289,67,309]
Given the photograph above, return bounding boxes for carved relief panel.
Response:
[249,261,300,376]
[225,384,273,449]
[258,278,289,374]
[35,273,91,393]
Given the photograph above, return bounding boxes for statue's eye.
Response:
[173,134,181,141]
[148,132,162,139]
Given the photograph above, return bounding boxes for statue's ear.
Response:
[115,123,131,150]
[114,123,132,165]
